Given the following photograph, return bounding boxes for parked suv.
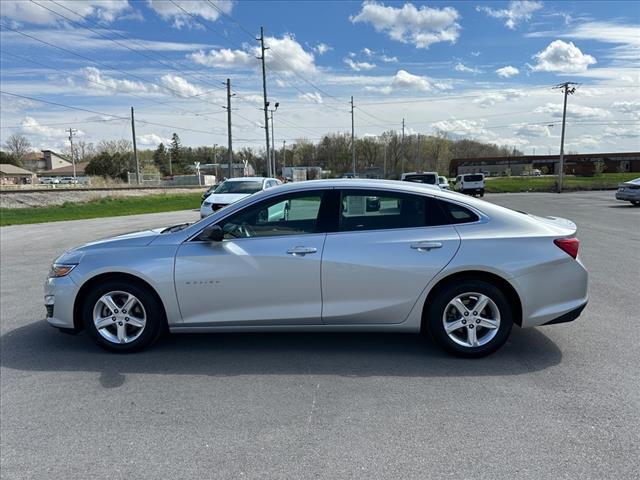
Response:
[401,172,438,186]
[454,173,485,197]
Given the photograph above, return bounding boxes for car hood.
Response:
[203,193,250,204]
[73,228,163,252]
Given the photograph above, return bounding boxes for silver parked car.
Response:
[45,180,588,357]
[615,177,640,206]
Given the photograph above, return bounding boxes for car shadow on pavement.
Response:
[1,321,562,382]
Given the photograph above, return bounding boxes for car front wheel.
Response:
[83,280,164,352]
[426,279,513,357]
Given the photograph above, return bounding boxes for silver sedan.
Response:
[45,179,588,357]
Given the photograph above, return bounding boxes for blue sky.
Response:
[1,0,638,154]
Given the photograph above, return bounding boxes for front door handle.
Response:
[287,246,318,256]
[410,242,443,251]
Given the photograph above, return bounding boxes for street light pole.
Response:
[268,102,279,177]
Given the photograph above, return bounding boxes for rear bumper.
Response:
[542,303,587,326]
[512,256,589,328]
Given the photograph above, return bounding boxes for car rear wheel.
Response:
[426,279,513,357]
[631,200,640,206]
[82,279,164,352]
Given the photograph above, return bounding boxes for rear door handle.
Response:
[287,246,318,256]
[410,242,443,251]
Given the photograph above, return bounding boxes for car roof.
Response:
[224,176,271,182]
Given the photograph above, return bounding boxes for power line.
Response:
[44,0,227,92]
[0,22,226,108]
[0,49,226,118]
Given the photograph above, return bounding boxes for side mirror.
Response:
[198,224,224,242]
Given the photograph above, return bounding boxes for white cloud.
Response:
[557,22,640,62]
[0,27,215,52]
[0,94,40,113]
[495,66,520,78]
[363,47,374,57]
[515,124,551,137]
[530,40,596,73]
[534,103,612,119]
[350,1,460,49]
[82,66,159,94]
[364,85,394,94]
[147,0,233,29]
[454,62,481,74]
[392,69,432,91]
[159,74,204,97]
[476,1,542,29]
[189,48,254,68]
[611,100,640,115]
[472,90,526,108]
[344,58,376,71]
[19,116,70,139]
[470,51,481,57]
[314,43,332,55]
[298,92,323,104]
[190,34,317,75]
[0,0,134,25]
[381,54,398,63]
[136,133,170,147]
[603,125,639,139]
[433,119,489,137]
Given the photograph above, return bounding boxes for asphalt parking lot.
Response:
[1,191,638,479]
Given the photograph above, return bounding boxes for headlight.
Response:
[49,263,77,277]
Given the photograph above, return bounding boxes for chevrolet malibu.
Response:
[45,179,588,357]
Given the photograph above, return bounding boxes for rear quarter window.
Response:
[435,199,480,224]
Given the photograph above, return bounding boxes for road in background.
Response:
[1,191,638,479]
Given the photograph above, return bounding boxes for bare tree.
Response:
[3,134,31,165]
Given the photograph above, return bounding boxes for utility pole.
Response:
[268,102,279,177]
[67,128,77,182]
[350,96,356,175]
[282,140,286,175]
[416,133,420,171]
[553,81,578,192]
[130,107,140,185]
[401,118,405,175]
[383,141,387,179]
[226,78,233,179]
[258,26,271,177]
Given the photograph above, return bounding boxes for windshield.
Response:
[464,174,484,182]
[214,180,263,194]
[404,174,437,185]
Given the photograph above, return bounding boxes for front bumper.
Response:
[616,189,640,201]
[44,275,78,330]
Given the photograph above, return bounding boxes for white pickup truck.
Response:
[454,173,485,197]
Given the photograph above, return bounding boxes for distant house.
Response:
[22,150,72,172]
[40,161,90,182]
[0,163,36,185]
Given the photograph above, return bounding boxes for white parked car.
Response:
[39,177,60,185]
[438,176,449,190]
[59,177,78,185]
[454,173,485,197]
[46,179,588,357]
[200,177,280,218]
[401,172,438,186]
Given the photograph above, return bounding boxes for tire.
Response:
[480,189,485,197]
[425,279,513,358]
[82,279,165,352]
[631,201,640,207]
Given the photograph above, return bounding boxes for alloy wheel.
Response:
[442,292,501,348]
[92,290,147,344]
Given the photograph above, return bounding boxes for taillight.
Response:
[554,238,579,259]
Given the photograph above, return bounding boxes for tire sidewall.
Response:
[82,280,163,352]
[427,280,513,357]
